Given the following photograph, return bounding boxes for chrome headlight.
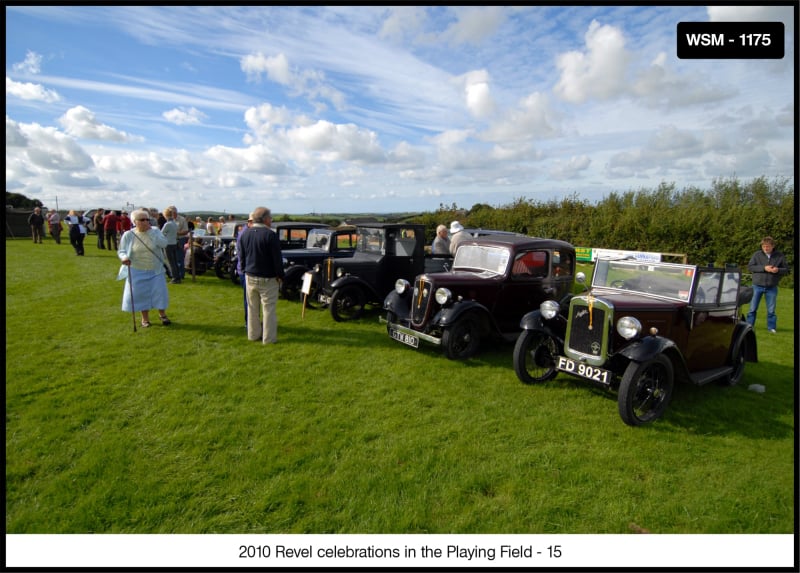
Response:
[336,267,345,278]
[312,264,321,273]
[434,287,452,305]
[540,300,559,320]
[395,278,411,295]
[616,316,642,340]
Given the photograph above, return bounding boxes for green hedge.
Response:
[411,176,794,288]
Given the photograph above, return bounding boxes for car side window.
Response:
[512,250,548,278]
[694,271,720,305]
[552,250,573,277]
[720,272,740,304]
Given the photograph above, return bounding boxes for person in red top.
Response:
[103,210,120,250]
[118,211,132,235]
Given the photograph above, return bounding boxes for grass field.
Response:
[5,237,796,536]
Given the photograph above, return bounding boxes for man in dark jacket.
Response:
[746,236,789,333]
[239,207,284,344]
[27,207,45,243]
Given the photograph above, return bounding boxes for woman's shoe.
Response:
[141,320,151,328]
[159,315,171,326]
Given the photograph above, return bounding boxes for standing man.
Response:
[94,209,106,249]
[47,209,62,244]
[235,215,254,327]
[431,224,450,255]
[239,207,284,344]
[103,209,119,251]
[448,221,467,256]
[746,236,789,333]
[170,206,189,280]
[27,207,45,243]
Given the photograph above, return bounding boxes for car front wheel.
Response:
[330,285,365,321]
[513,330,560,384]
[618,355,674,426]
[442,317,481,360]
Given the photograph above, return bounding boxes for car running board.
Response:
[689,366,732,386]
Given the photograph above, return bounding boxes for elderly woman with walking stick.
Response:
[118,209,172,328]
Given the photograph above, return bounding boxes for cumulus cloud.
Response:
[163,106,207,125]
[549,155,592,180]
[14,122,95,171]
[441,6,506,46]
[378,6,427,43]
[58,106,141,142]
[554,20,631,103]
[240,52,346,110]
[456,70,495,119]
[6,77,61,103]
[482,92,560,142]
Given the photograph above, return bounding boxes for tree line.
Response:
[409,176,794,287]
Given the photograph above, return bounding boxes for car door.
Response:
[683,269,738,370]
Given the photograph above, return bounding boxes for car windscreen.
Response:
[306,229,331,249]
[357,228,385,254]
[593,259,695,301]
[453,245,510,275]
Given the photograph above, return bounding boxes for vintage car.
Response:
[280,226,358,300]
[382,236,576,360]
[271,221,329,250]
[512,258,757,426]
[312,222,452,321]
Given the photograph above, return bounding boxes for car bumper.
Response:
[380,317,442,346]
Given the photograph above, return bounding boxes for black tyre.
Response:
[618,355,674,426]
[442,317,481,360]
[330,285,365,321]
[513,330,560,384]
[723,339,747,386]
[281,277,302,301]
[214,259,227,279]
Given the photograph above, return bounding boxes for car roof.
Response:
[271,221,328,229]
[461,234,575,251]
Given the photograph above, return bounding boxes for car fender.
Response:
[732,321,758,363]
[519,309,567,341]
[284,264,310,285]
[383,290,411,318]
[617,336,678,364]
[433,301,493,332]
[329,275,380,302]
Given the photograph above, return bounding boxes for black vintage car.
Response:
[271,221,329,250]
[313,223,451,321]
[512,258,757,426]
[280,226,358,301]
[383,236,575,360]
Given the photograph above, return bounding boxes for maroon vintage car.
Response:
[382,235,575,360]
[512,258,757,426]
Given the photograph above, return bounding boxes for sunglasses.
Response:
[136,219,149,222]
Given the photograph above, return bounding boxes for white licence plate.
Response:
[390,328,419,348]
[556,356,611,385]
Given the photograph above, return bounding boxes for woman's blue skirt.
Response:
[121,268,169,312]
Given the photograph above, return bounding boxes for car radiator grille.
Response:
[411,278,433,326]
[565,296,612,361]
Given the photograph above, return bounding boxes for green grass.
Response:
[5,238,795,534]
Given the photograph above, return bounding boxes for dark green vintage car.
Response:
[513,258,757,426]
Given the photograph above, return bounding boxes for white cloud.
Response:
[441,7,507,46]
[14,122,95,171]
[550,155,592,180]
[12,50,43,74]
[58,106,141,142]
[6,77,61,103]
[554,20,631,103]
[163,106,207,125]
[457,70,495,119]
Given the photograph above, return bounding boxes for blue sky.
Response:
[5,5,796,215]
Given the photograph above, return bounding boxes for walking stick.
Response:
[128,267,137,332]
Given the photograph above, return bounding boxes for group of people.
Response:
[431,220,468,256]
[92,209,133,252]
[116,204,285,343]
